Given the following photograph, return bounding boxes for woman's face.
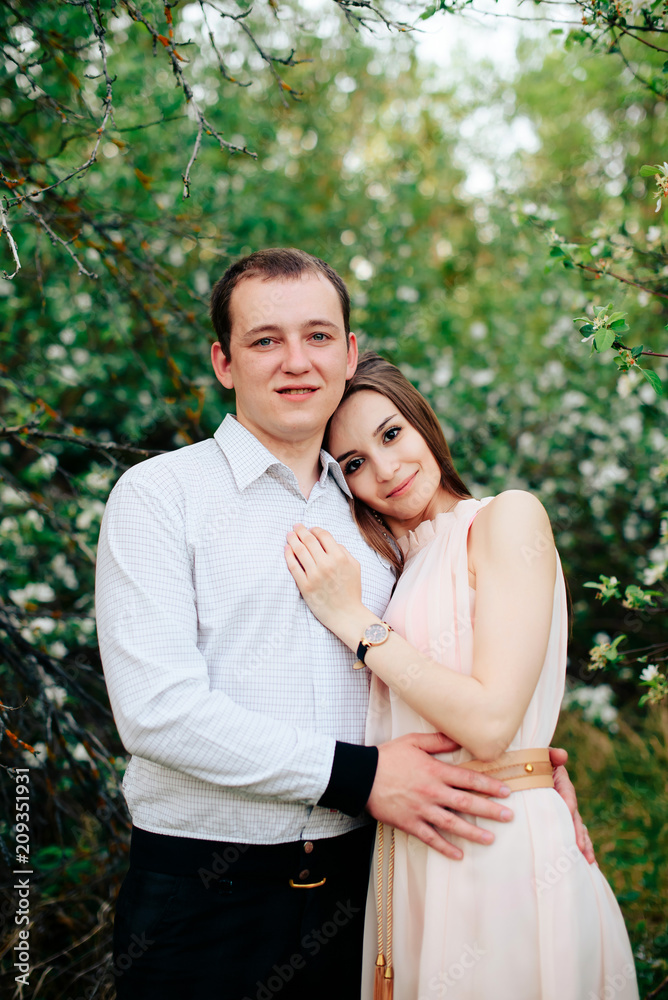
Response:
[328,390,449,534]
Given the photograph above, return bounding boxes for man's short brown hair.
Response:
[210,248,351,359]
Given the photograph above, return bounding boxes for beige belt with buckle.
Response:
[458,747,554,791]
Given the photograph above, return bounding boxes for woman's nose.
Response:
[374,455,400,482]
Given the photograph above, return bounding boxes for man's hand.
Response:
[549,747,596,864]
[366,733,514,860]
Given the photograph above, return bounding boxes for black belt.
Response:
[129,824,374,890]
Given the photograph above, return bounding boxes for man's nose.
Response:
[281,339,313,374]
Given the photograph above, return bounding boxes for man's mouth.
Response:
[277,387,318,395]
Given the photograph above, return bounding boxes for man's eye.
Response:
[344,457,363,475]
[383,426,401,442]
[311,332,328,342]
[255,338,273,347]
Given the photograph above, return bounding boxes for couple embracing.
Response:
[96,248,638,1000]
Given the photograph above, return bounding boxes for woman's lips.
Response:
[387,471,417,498]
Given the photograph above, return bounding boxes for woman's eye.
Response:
[344,457,363,475]
[383,426,401,443]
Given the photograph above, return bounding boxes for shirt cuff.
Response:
[317,741,379,817]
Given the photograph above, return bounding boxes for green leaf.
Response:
[594,328,615,352]
[610,320,629,332]
[639,367,664,395]
[639,164,661,177]
[579,323,595,335]
[549,245,567,258]
[631,344,644,358]
[565,29,589,48]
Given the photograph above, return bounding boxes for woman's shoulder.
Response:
[478,489,547,519]
[470,490,552,551]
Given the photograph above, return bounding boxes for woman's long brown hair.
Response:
[326,351,472,576]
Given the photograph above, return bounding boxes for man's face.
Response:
[212,273,358,453]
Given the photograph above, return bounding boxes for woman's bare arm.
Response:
[285,491,557,761]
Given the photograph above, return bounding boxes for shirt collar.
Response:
[214,414,352,498]
[319,447,352,498]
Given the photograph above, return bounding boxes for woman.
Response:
[284,352,638,1000]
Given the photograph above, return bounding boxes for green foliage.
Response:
[584,573,623,603]
[1,0,668,995]
[588,632,628,671]
[637,661,668,706]
[554,705,668,994]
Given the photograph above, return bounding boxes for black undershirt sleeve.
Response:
[317,741,379,818]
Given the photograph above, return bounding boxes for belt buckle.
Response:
[288,876,327,889]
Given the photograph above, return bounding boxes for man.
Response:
[96,248,590,1000]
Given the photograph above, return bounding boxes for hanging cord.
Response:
[374,822,395,1000]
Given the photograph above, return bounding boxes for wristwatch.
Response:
[353,621,393,669]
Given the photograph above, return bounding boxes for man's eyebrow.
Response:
[302,319,340,330]
[241,324,281,340]
[336,414,399,465]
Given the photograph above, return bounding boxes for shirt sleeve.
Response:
[317,741,378,817]
[95,475,337,805]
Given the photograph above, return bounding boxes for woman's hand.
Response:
[284,524,366,639]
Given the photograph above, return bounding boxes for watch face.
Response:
[364,623,389,645]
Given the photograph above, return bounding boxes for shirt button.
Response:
[303,841,314,854]
[299,869,310,880]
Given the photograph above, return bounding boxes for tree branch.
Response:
[0,202,21,280]
[120,0,256,198]
[24,202,97,279]
[575,260,668,301]
[0,423,167,459]
[6,1,115,210]
[198,0,252,88]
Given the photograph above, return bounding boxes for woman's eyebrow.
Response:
[336,414,399,464]
[374,413,398,436]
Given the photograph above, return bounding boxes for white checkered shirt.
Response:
[96,414,395,844]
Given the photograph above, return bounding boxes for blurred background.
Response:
[1,1,667,996]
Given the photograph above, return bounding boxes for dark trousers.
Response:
[112,824,375,1000]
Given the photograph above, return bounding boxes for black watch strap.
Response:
[356,640,369,664]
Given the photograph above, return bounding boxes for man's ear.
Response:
[211,342,234,389]
[345,332,359,381]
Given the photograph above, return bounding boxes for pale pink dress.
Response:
[361,497,638,1000]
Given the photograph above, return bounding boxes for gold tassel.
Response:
[374,953,386,1000]
[381,965,394,1000]
[375,823,396,1000]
